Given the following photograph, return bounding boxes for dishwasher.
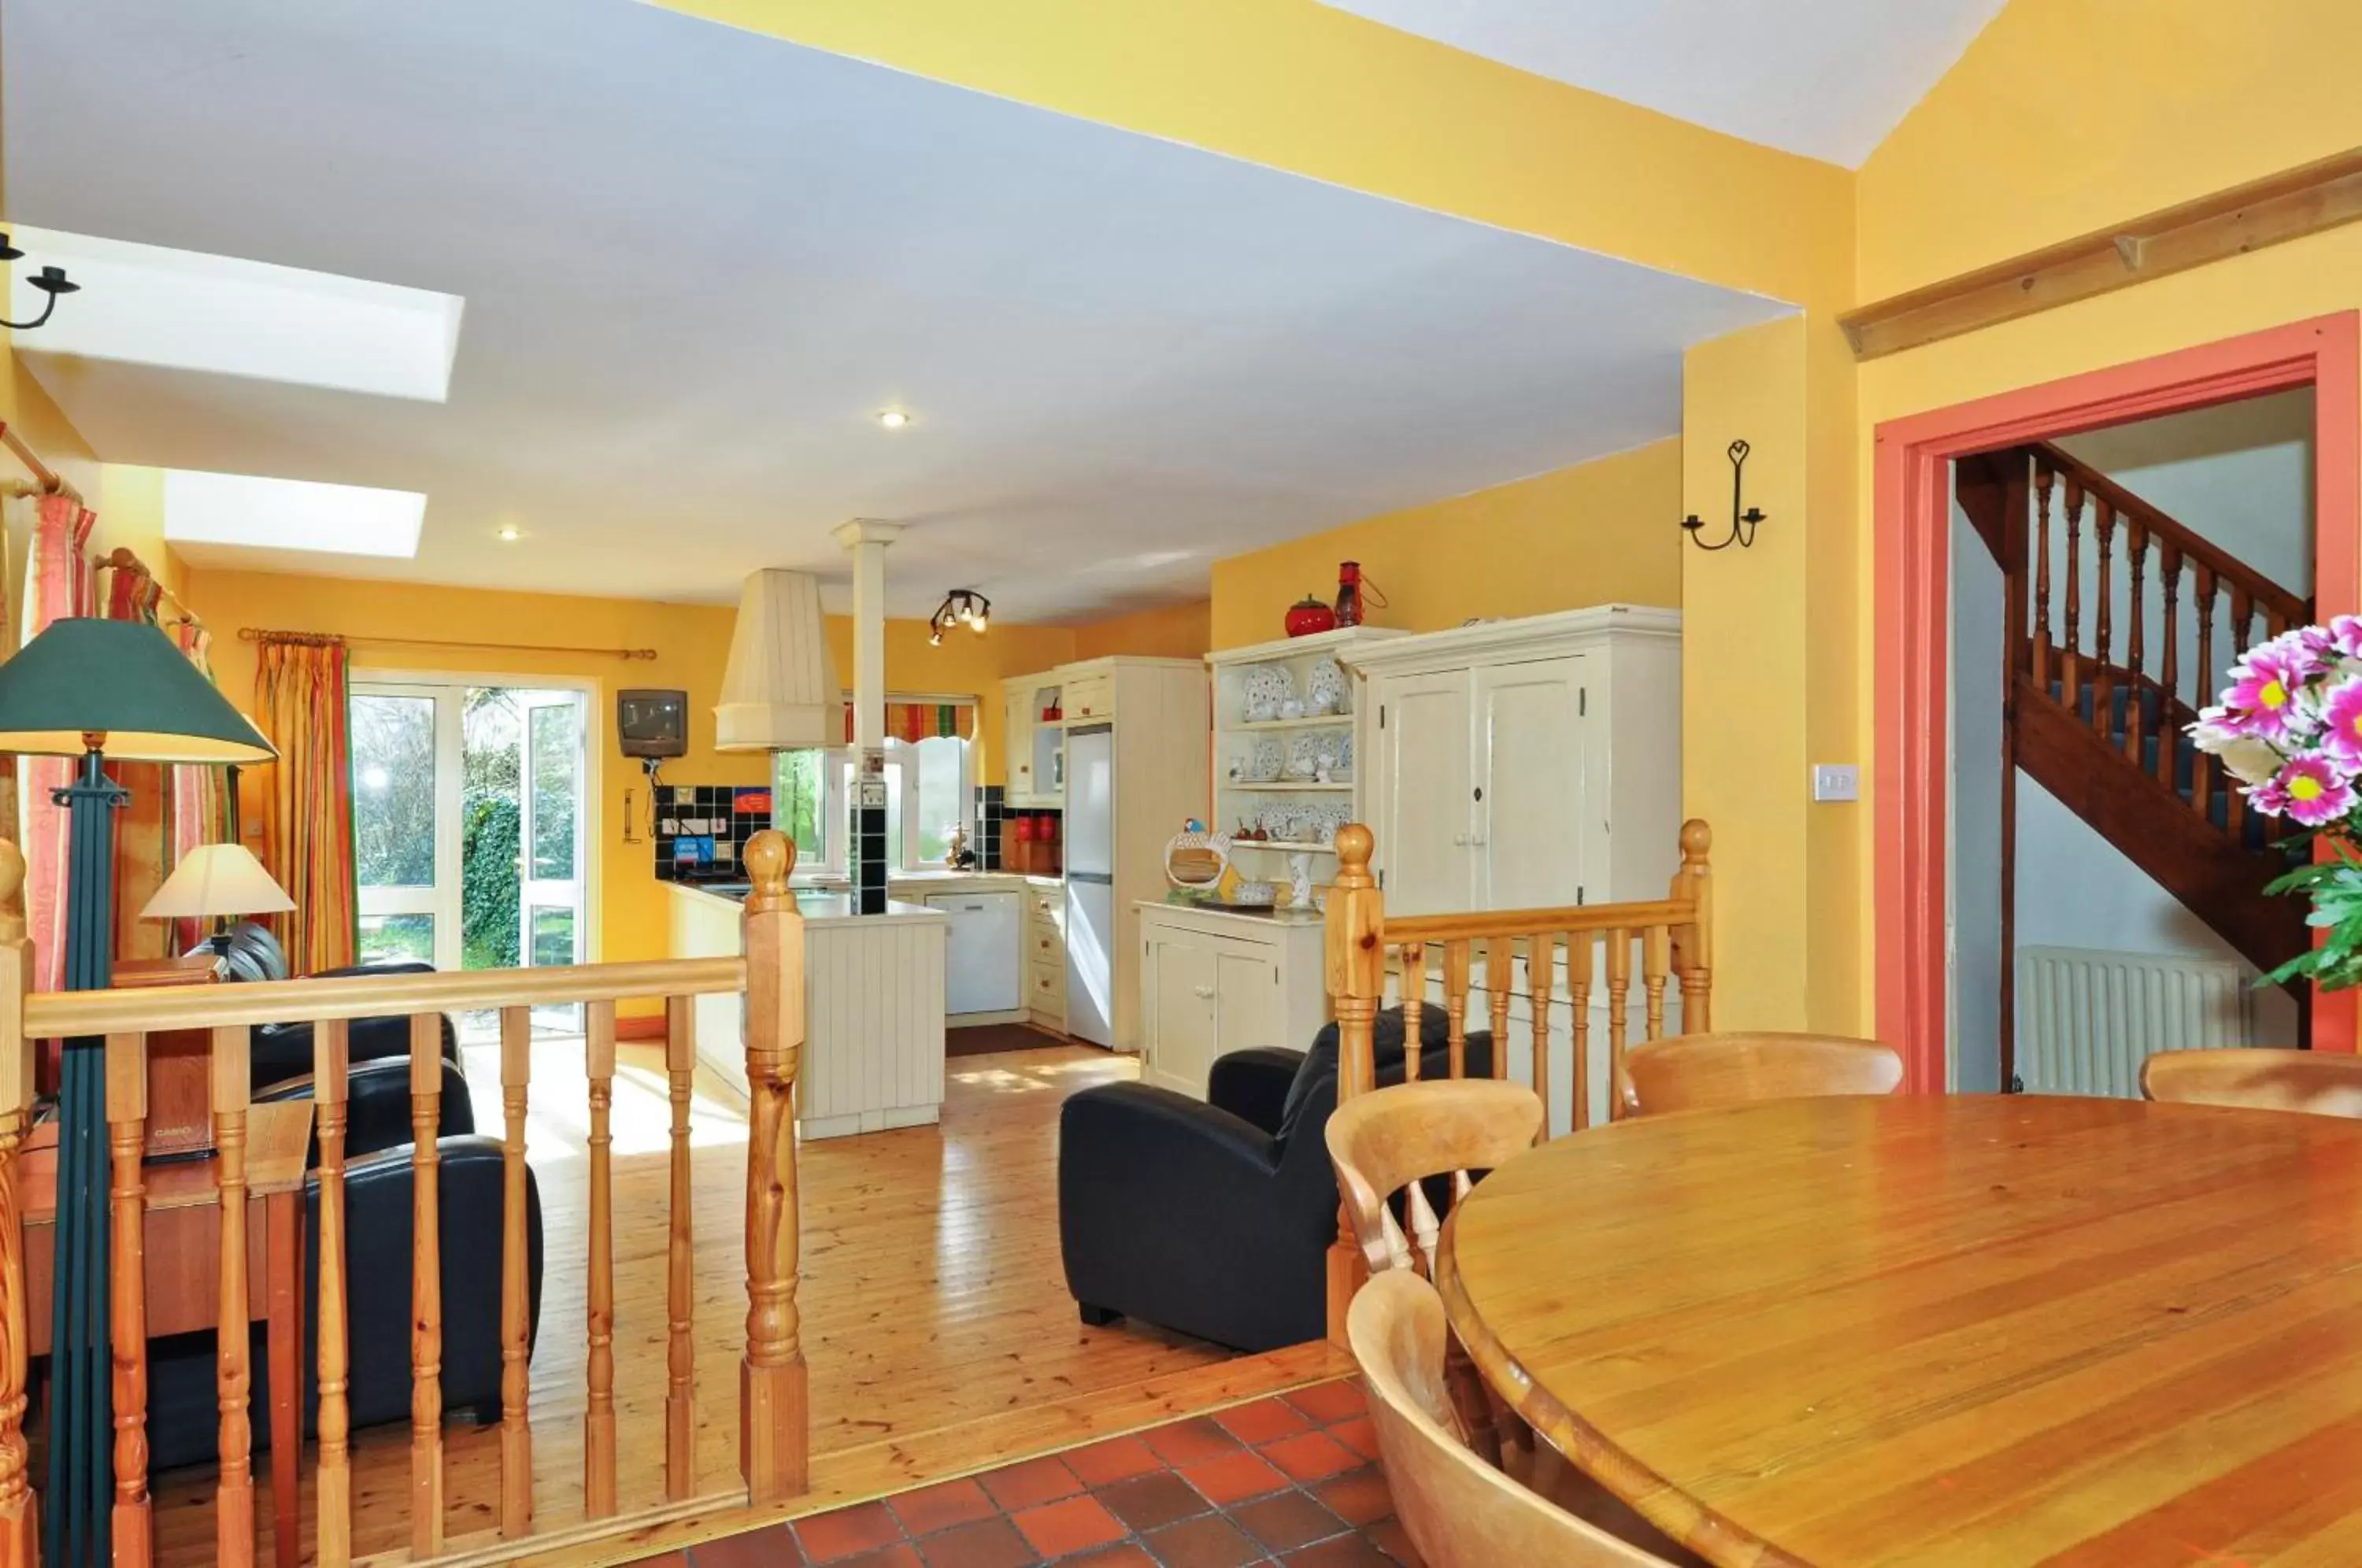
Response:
[924,889,1022,1015]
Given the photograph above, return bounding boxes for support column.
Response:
[832,520,901,915]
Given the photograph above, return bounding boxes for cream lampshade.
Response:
[140,841,295,923]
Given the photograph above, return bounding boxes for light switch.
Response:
[1812,764,1860,803]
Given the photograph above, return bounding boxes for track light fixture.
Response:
[0,233,78,331]
[929,589,990,646]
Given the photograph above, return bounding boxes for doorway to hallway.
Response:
[349,677,593,1039]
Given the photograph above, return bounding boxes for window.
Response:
[774,733,972,875]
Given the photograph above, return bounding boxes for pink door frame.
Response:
[1873,312,2362,1091]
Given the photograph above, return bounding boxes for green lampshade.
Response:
[0,616,276,764]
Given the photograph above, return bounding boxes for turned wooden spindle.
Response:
[1443,942,1472,1080]
[1485,938,1512,1081]
[2032,462,2055,690]
[1527,937,1554,1141]
[0,839,32,1568]
[739,830,810,1503]
[585,1000,619,1518]
[1672,820,1715,1034]
[2125,523,2149,765]
[498,1006,533,1537]
[2195,566,2219,818]
[107,1030,153,1566]
[1322,824,1385,1345]
[2060,477,2083,705]
[1605,932,1631,1121]
[409,1011,445,1558]
[1566,934,1594,1131]
[2158,545,2182,784]
[2091,498,2116,737]
[315,1017,353,1568]
[1400,943,1424,1082]
[665,992,698,1500]
[213,1024,257,1568]
[1643,926,1672,1042]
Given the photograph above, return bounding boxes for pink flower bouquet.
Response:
[2190,616,2362,987]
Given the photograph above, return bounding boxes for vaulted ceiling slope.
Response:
[1315,0,2008,168]
[2,0,1790,619]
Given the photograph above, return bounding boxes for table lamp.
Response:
[0,616,276,1568]
[139,841,294,972]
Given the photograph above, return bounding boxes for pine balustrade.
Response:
[1319,819,1712,1341]
[0,829,813,1567]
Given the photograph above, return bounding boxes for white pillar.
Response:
[833,520,901,912]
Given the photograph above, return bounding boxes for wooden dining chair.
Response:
[1617,1031,1905,1117]
[1325,1078,1545,1278]
[1349,1270,1682,1567]
[2139,1048,2362,1118]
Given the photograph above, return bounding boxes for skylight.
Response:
[8,227,462,401]
[164,470,428,559]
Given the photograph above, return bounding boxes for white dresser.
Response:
[1349,605,1682,915]
[1136,903,1328,1097]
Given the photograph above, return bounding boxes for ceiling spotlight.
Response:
[0,232,77,332]
[876,409,911,430]
[931,589,989,645]
[496,524,521,542]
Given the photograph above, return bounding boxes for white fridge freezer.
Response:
[1064,723,1116,1048]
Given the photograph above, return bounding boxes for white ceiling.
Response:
[1,0,1790,621]
[1315,0,2007,168]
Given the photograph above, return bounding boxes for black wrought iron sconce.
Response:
[0,232,77,331]
[929,588,990,645]
[1682,438,1766,551]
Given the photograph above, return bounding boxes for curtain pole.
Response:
[239,627,657,662]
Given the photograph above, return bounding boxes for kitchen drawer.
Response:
[1062,673,1115,722]
[1025,922,1064,968]
[1027,958,1067,1018]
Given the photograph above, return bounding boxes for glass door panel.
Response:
[352,686,460,969]
[520,692,587,1030]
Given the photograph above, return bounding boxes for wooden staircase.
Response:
[1957,442,2310,986]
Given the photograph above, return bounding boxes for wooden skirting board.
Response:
[1840,147,2362,360]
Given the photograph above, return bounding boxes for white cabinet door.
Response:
[1003,688,1035,801]
[1375,670,1474,916]
[1476,656,1587,910]
[1146,934,1217,1096]
[1212,947,1281,1059]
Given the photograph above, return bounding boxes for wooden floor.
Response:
[146,1037,1338,1566]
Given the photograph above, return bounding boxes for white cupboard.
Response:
[1350,605,1680,916]
[1137,904,1329,1097]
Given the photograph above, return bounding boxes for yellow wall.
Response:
[1072,599,1210,662]
[1208,438,1684,650]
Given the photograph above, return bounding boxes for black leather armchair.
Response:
[228,956,461,1093]
[1059,1009,1490,1352]
[143,1133,544,1473]
[258,1056,476,1163]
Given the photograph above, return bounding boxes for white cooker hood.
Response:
[713,568,839,752]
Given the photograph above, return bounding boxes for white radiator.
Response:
[2014,945,2252,1097]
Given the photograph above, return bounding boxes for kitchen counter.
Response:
[667,880,947,1139]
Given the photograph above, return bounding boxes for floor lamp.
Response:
[0,616,276,1567]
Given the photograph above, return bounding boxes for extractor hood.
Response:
[714,568,839,752]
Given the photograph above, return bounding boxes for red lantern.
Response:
[1285,594,1338,638]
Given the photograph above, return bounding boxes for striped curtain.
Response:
[22,494,95,993]
[256,638,357,974]
[99,558,174,961]
[842,700,977,744]
[170,622,231,955]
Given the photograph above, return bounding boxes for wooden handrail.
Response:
[1386,899,1698,946]
[22,956,746,1037]
[2031,442,2307,628]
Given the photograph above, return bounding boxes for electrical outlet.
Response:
[1812,763,1860,803]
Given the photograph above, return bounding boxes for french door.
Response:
[351,682,462,968]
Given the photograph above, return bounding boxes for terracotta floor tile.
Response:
[1064,1435,1164,1487]
[1261,1430,1360,1484]
[914,1517,1040,1568]
[1141,1514,1265,1568]
[1327,1417,1380,1462]
[796,1501,907,1563]
[1231,1490,1351,1554]
[1214,1396,1313,1446]
[1179,1448,1288,1507]
[1284,1381,1368,1426]
[630,1554,692,1568]
[1065,1548,1158,1568]
[1283,1535,1399,1566]
[892,1477,1000,1537]
[1363,1518,1423,1567]
[698,1520,807,1566]
[1011,1494,1127,1559]
[1310,1466,1394,1527]
[832,1548,924,1568]
[1141,1416,1242,1467]
[1097,1470,1213,1533]
[979,1454,1085,1512]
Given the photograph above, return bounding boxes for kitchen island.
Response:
[667,882,948,1139]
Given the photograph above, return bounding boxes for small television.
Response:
[617,689,688,759]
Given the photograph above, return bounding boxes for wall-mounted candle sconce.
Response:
[1682,439,1767,551]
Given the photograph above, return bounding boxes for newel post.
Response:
[1323,824,1385,1346]
[1669,819,1714,1035]
[0,841,31,1567]
[739,830,809,1503]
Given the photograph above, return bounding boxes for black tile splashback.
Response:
[654,781,775,882]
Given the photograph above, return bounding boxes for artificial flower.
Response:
[2323,678,2362,769]
[2252,754,2358,828]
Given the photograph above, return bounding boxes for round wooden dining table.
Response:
[1435,1093,2362,1567]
